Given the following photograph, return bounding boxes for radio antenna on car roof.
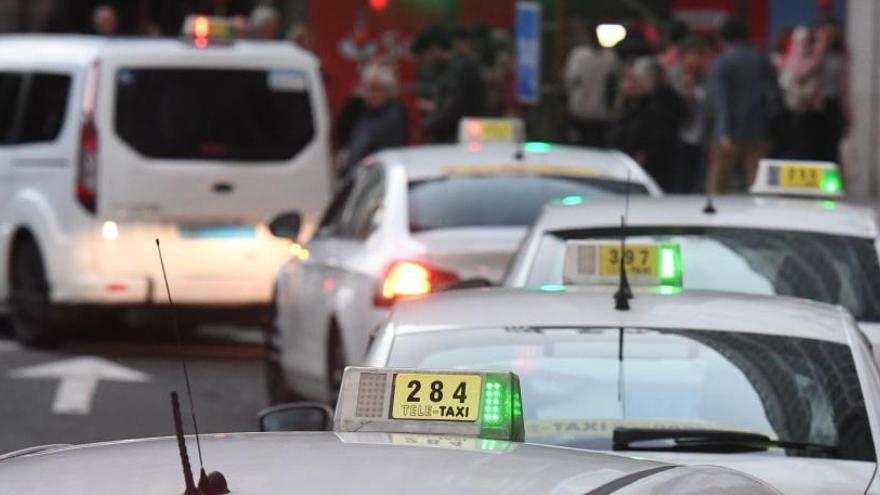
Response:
[156,239,229,495]
[703,194,717,214]
[171,391,199,495]
[614,174,633,311]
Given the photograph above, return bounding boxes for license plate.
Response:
[177,225,256,239]
[391,373,482,422]
[780,164,824,188]
[598,245,658,277]
[480,121,514,141]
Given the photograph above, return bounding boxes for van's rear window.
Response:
[114,68,314,161]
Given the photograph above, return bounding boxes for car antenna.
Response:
[171,391,199,495]
[703,194,717,214]
[614,173,633,311]
[513,124,525,161]
[156,239,229,495]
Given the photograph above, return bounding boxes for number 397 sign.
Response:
[391,373,482,422]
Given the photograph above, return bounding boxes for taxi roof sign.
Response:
[458,118,525,144]
[750,159,844,198]
[334,367,525,442]
[181,15,236,44]
[563,240,682,288]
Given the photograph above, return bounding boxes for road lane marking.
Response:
[9,356,151,415]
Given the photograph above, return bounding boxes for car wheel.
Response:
[263,320,298,405]
[327,325,346,402]
[10,238,59,347]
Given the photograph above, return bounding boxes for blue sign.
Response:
[515,2,541,105]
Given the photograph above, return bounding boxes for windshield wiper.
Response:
[613,427,840,455]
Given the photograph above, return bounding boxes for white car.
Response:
[503,190,880,361]
[366,287,880,494]
[0,29,331,345]
[269,138,661,403]
[0,367,779,495]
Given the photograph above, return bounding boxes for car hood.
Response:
[411,227,526,283]
[627,451,875,494]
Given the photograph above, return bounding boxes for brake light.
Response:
[76,118,98,213]
[76,61,100,214]
[374,261,459,306]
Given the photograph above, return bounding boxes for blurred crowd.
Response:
[84,3,850,194]
[563,16,849,194]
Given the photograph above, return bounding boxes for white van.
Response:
[0,34,331,345]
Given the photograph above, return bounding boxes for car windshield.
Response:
[408,175,649,232]
[115,68,314,161]
[387,327,875,461]
[523,227,880,321]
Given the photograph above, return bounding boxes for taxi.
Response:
[0,367,779,495]
[503,160,880,360]
[267,118,661,404]
[364,250,880,494]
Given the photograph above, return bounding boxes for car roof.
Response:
[0,432,668,494]
[0,35,317,67]
[374,143,658,187]
[533,195,877,238]
[389,287,851,344]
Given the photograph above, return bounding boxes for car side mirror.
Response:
[258,402,333,432]
[445,278,493,291]
[269,211,302,241]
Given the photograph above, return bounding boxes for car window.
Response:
[408,175,649,232]
[525,227,880,321]
[115,68,314,161]
[17,73,71,144]
[389,326,875,462]
[0,72,24,144]
[338,165,385,240]
[315,181,355,238]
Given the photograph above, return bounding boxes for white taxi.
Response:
[268,119,661,404]
[504,160,880,360]
[0,367,778,495]
[365,273,880,493]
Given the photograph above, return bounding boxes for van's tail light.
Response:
[374,261,459,306]
[76,118,98,213]
[76,61,100,214]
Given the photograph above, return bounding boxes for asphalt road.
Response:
[0,322,268,454]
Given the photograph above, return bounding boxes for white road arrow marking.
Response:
[10,357,151,414]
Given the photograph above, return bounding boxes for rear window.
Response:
[115,68,314,161]
[527,227,880,321]
[408,175,649,232]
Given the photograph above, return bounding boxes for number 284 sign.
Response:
[391,373,482,422]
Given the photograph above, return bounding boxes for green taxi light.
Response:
[658,244,682,286]
[538,284,566,292]
[523,141,552,153]
[820,169,843,194]
[822,200,837,210]
[554,195,583,206]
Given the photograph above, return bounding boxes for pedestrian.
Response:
[706,18,779,194]
[249,5,281,40]
[609,59,686,190]
[286,23,315,53]
[91,4,119,36]
[778,26,819,159]
[418,25,489,143]
[813,17,850,163]
[657,19,690,72]
[334,64,409,180]
[563,21,618,148]
[669,36,710,193]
